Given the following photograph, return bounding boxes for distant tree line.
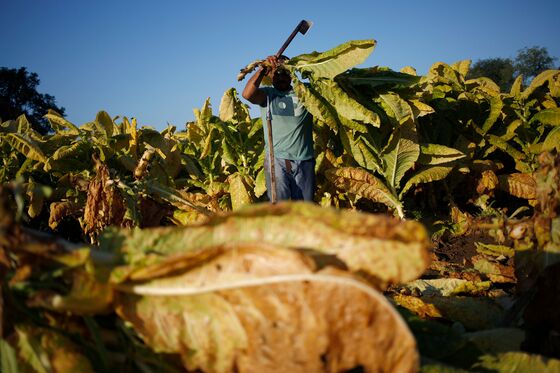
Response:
[0,67,65,134]
[467,46,558,92]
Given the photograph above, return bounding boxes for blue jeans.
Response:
[264,156,315,201]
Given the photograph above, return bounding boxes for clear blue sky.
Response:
[2,0,559,131]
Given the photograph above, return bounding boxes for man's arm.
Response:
[241,66,268,106]
[242,56,279,106]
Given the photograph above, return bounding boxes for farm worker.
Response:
[242,55,315,202]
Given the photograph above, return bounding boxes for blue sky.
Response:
[2,0,559,131]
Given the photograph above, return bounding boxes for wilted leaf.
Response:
[325,167,403,218]
[105,202,429,288]
[497,173,536,199]
[476,170,499,195]
[115,245,419,373]
[399,278,491,297]
[48,201,81,230]
[219,88,250,124]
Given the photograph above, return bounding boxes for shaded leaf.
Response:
[400,165,454,198]
[382,121,420,190]
[115,245,419,373]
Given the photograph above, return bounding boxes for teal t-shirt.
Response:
[260,87,314,160]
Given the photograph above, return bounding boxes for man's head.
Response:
[268,55,291,92]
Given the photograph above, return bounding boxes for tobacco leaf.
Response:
[104,202,430,288]
[114,244,419,373]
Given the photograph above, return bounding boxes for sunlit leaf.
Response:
[417,144,465,165]
[400,165,453,198]
[529,107,560,126]
[289,39,376,79]
[2,133,47,163]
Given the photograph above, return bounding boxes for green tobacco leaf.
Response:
[543,126,560,151]
[2,133,47,162]
[15,325,95,373]
[314,79,380,127]
[451,59,471,78]
[114,246,419,373]
[254,168,266,198]
[417,144,465,165]
[289,39,376,79]
[292,79,339,131]
[228,172,252,210]
[522,70,560,99]
[0,338,19,373]
[466,77,501,96]
[400,165,453,198]
[105,202,429,287]
[325,167,404,218]
[336,69,421,90]
[95,110,115,138]
[408,99,434,118]
[428,62,464,90]
[529,107,560,126]
[45,110,80,135]
[382,121,420,190]
[378,93,413,124]
[473,352,560,372]
[481,96,504,134]
[510,75,523,96]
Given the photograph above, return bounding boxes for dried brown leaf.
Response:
[115,245,419,373]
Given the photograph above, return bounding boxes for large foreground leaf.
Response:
[105,202,429,287]
[288,40,376,79]
[115,245,419,373]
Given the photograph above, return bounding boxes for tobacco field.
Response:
[1,39,560,372]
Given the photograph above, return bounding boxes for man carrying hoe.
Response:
[242,55,315,202]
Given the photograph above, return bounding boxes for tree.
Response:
[467,58,515,92]
[514,46,557,84]
[0,67,65,134]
